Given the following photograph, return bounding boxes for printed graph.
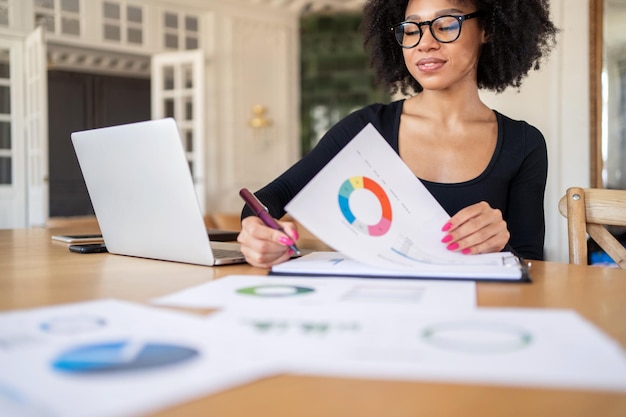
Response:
[248,319,361,336]
[338,176,392,236]
[390,234,435,263]
[341,285,424,304]
[236,285,315,297]
[52,341,199,374]
[40,315,107,334]
[421,321,533,354]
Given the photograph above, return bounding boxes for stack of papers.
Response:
[0,300,277,417]
[154,274,626,392]
[2,276,626,417]
[283,124,528,281]
[153,274,478,312]
[272,251,526,281]
[204,306,626,393]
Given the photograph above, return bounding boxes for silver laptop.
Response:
[71,118,246,266]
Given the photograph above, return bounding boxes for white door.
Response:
[0,35,25,229]
[151,50,206,213]
[25,26,48,227]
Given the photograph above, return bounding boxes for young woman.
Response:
[238,0,558,268]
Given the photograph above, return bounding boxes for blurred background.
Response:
[0,0,623,264]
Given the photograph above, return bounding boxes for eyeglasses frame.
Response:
[390,11,484,49]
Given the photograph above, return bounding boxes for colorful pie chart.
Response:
[338,176,392,236]
[52,340,199,374]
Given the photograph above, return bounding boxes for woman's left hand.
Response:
[440,201,510,255]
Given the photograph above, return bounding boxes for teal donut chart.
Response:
[338,176,392,236]
[236,285,315,297]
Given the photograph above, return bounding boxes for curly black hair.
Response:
[362,0,558,95]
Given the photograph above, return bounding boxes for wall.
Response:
[480,0,589,262]
[205,2,300,213]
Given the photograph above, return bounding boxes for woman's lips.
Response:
[417,58,446,72]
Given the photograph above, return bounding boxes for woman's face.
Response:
[400,0,485,93]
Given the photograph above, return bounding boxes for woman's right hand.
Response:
[237,216,299,268]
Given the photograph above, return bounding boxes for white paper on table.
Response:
[285,123,516,271]
[152,274,477,312]
[272,251,523,280]
[204,307,626,393]
[0,299,279,417]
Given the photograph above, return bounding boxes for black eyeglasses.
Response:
[391,12,483,49]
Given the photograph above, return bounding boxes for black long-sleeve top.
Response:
[243,100,548,260]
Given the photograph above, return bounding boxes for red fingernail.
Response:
[447,243,459,251]
[279,236,294,246]
[441,234,453,243]
[462,248,472,255]
[442,222,452,232]
[293,230,299,240]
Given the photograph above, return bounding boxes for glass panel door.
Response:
[0,50,11,186]
[25,26,48,226]
[151,50,205,213]
[162,11,200,50]
[0,36,25,228]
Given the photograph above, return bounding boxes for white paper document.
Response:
[272,251,524,280]
[0,300,277,417]
[204,307,626,393]
[153,274,477,312]
[285,123,521,274]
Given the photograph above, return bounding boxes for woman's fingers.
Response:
[238,216,299,267]
[441,202,510,254]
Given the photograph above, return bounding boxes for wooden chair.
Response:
[558,187,626,268]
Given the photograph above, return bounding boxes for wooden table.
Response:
[1,228,625,417]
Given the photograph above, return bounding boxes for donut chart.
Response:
[236,285,315,297]
[338,176,392,236]
[421,321,533,354]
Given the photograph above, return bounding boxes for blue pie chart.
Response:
[52,340,199,374]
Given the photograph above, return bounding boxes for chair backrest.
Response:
[558,187,626,268]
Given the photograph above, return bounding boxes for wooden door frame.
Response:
[589,0,603,188]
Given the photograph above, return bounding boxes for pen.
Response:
[239,188,301,255]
